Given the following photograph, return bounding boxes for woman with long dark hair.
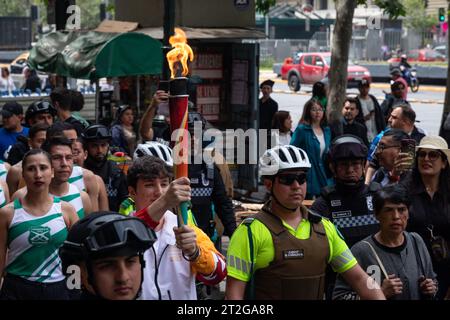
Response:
[111,105,137,156]
[290,99,332,199]
[400,136,450,299]
[0,149,78,300]
[271,110,293,146]
[312,81,328,110]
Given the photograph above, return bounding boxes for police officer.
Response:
[311,134,381,247]
[311,134,381,299]
[82,125,128,211]
[188,111,236,250]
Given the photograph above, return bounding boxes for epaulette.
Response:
[321,185,336,197]
[368,181,382,193]
[242,217,255,226]
[306,209,323,224]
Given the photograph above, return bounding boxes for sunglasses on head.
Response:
[417,150,442,161]
[277,172,307,185]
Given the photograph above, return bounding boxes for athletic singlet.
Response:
[6,198,67,283]
[51,184,85,219]
[68,166,85,192]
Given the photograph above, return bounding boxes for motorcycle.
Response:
[400,65,419,93]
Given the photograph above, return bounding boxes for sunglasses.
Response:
[417,150,442,161]
[277,173,307,186]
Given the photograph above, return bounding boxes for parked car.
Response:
[280,52,371,91]
[433,45,446,57]
[388,49,446,63]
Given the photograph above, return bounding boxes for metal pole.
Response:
[265,14,269,38]
[163,0,175,81]
[95,79,100,124]
[136,75,140,113]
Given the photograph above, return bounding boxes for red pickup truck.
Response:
[281,52,371,91]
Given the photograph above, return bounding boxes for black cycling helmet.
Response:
[81,124,112,141]
[59,212,156,299]
[328,134,368,162]
[25,100,57,123]
[188,111,206,130]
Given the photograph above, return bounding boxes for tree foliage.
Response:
[255,0,276,15]
[402,0,437,31]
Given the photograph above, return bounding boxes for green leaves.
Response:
[255,0,276,15]
[373,0,406,19]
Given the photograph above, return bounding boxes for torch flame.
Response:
[166,28,194,78]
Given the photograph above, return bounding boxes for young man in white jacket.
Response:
[127,155,227,300]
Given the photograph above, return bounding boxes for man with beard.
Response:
[82,125,128,211]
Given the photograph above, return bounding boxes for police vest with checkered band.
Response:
[321,181,381,248]
[188,162,215,236]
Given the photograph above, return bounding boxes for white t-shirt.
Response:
[278,132,292,146]
[315,131,326,157]
[359,96,377,142]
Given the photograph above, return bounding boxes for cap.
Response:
[260,79,275,89]
[359,79,370,87]
[1,101,23,118]
[390,68,401,75]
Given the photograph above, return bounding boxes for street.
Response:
[263,76,445,135]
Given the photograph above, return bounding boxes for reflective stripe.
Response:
[333,214,379,229]
[235,256,241,271]
[330,248,354,271]
[191,187,213,197]
[229,255,235,268]
[228,254,252,274]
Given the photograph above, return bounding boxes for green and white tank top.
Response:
[6,198,68,283]
[68,165,85,192]
[51,183,85,219]
[0,185,6,208]
[0,160,7,182]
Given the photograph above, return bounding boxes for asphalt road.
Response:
[264,78,445,136]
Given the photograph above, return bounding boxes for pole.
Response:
[163,0,176,81]
[136,75,141,113]
[95,79,100,124]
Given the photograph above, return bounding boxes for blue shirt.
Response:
[0,127,29,160]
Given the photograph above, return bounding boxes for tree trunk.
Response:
[327,0,357,134]
[439,2,450,145]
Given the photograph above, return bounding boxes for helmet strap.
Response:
[270,177,298,212]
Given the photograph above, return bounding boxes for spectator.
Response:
[0,102,29,161]
[69,90,90,128]
[21,67,41,93]
[330,97,369,147]
[401,136,450,299]
[111,105,136,156]
[371,129,411,186]
[0,67,16,94]
[139,90,171,146]
[259,79,278,148]
[333,185,437,300]
[355,79,386,142]
[43,74,57,92]
[290,99,332,199]
[312,81,328,111]
[50,87,86,136]
[271,110,293,146]
[7,122,49,166]
[388,105,425,144]
[380,82,409,123]
[390,68,408,100]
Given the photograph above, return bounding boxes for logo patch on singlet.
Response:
[28,226,51,244]
[283,249,304,260]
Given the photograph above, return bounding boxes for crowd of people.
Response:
[0,65,448,302]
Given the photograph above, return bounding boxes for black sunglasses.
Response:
[417,150,442,161]
[277,173,307,186]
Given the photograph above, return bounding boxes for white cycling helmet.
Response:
[259,145,311,177]
[133,141,173,167]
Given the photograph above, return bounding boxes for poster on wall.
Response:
[196,84,220,121]
[191,53,223,79]
[231,60,249,105]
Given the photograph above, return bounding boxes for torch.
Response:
[167,28,194,225]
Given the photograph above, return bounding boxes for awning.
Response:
[137,26,266,40]
[28,30,162,79]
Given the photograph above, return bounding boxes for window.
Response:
[303,55,313,65]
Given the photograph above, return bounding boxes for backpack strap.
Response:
[362,240,389,280]
[409,232,425,277]
[242,217,255,300]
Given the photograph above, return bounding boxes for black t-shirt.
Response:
[259,97,278,131]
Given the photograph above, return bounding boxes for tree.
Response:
[403,0,438,47]
[439,4,450,145]
[327,0,405,130]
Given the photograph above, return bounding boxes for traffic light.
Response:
[439,7,446,22]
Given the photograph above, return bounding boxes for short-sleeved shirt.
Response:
[227,213,357,282]
[0,127,29,161]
